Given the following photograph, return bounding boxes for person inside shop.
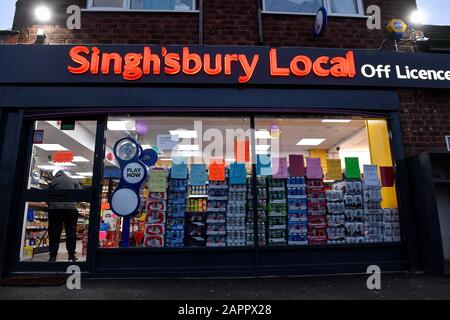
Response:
[47,169,81,262]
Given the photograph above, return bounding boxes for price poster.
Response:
[190,164,207,186]
[149,169,167,192]
[289,154,305,177]
[345,157,361,179]
[326,159,342,181]
[230,163,247,185]
[209,160,225,181]
[273,157,289,179]
[306,158,323,179]
[171,157,188,179]
[363,164,380,186]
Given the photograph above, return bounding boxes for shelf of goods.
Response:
[247,176,267,246]
[266,176,288,246]
[287,176,308,245]
[144,168,169,248]
[307,178,328,245]
[24,203,49,254]
[205,174,229,247]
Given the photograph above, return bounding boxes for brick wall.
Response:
[10,0,449,156]
[0,31,19,44]
[13,0,417,47]
[399,89,450,156]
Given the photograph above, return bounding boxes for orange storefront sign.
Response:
[68,46,356,83]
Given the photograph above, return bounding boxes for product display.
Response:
[206,174,229,247]
[287,176,308,245]
[333,180,365,244]
[247,176,266,246]
[144,168,168,247]
[325,189,346,244]
[267,176,288,246]
[307,178,328,245]
[362,166,384,243]
[24,204,49,253]
[227,181,248,247]
[166,172,188,247]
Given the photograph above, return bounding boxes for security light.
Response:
[35,5,52,23]
[409,10,426,25]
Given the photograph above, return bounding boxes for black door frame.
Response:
[5,115,106,274]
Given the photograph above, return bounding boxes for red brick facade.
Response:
[7,0,450,155]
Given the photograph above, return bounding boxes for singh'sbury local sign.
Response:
[0,45,449,89]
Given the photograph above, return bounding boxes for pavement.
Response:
[1,273,450,300]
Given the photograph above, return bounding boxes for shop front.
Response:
[1,44,449,278]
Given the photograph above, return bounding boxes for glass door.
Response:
[16,117,105,266]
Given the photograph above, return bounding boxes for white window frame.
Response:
[85,0,198,13]
[262,0,367,18]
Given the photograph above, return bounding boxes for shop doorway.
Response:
[11,117,105,270]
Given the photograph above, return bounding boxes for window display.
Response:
[20,115,402,259]
[99,116,253,248]
[255,117,401,247]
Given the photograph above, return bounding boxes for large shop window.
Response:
[263,0,364,16]
[21,120,97,262]
[99,115,400,249]
[254,117,400,246]
[88,0,196,11]
[100,116,253,248]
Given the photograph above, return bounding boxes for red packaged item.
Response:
[145,210,166,224]
[143,235,164,247]
[144,224,165,236]
[148,192,167,200]
[146,200,166,211]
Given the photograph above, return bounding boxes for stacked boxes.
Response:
[144,168,168,247]
[287,176,308,245]
[165,174,187,247]
[333,180,364,244]
[206,178,229,247]
[267,177,288,246]
[362,175,384,243]
[247,176,267,246]
[325,190,346,244]
[227,182,247,247]
[306,179,328,245]
[383,208,401,242]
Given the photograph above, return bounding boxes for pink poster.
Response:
[289,155,306,177]
[273,157,289,179]
[306,158,323,179]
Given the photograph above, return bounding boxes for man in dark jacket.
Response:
[48,170,81,262]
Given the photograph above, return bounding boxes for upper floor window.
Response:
[88,0,196,11]
[263,0,364,16]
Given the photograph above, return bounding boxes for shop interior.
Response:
[20,116,400,261]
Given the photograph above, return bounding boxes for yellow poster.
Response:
[149,170,167,192]
[326,159,343,181]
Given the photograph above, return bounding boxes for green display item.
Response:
[345,157,361,179]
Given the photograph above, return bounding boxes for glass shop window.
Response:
[100,116,253,249]
[263,0,363,15]
[28,120,97,190]
[89,0,196,11]
[254,117,401,246]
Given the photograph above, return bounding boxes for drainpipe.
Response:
[199,0,203,45]
[256,0,264,44]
